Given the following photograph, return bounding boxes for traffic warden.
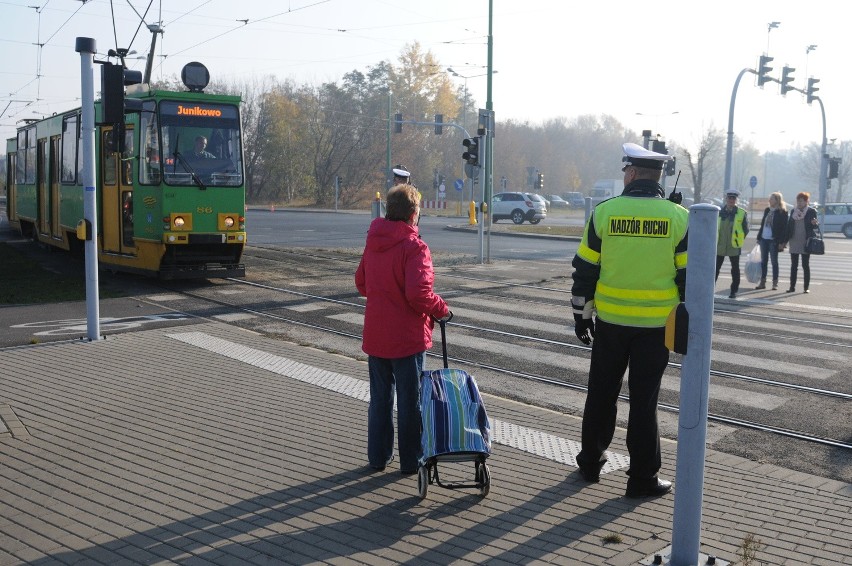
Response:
[714,188,749,298]
[571,142,689,498]
[392,164,413,187]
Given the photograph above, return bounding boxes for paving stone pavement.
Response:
[0,321,849,565]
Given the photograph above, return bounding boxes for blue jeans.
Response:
[759,238,779,283]
[368,352,424,472]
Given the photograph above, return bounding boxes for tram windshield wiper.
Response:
[171,134,207,190]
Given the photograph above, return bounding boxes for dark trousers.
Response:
[576,319,669,479]
[715,254,741,292]
[368,353,424,472]
[790,253,811,290]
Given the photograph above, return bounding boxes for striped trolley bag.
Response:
[417,313,492,498]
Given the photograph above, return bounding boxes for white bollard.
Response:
[670,203,719,564]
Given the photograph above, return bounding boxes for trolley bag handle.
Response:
[432,311,454,369]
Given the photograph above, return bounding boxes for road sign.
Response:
[749,176,758,189]
[454,178,464,191]
[464,163,481,179]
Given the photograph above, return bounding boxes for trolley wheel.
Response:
[479,464,491,497]
[418,466,429,499]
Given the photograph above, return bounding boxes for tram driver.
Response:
[192,136,216,159]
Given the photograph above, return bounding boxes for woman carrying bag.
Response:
[786,191,819,293]
[754,192,789,290]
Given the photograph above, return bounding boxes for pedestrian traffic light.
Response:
[780,66,796,95]
[394,113,402,133]
[828,157,841,180]
[665,156,676,177]
[434,114,443,135]
[757,55,774,87]
[100,62,143,125]
[462,137,480,166]
[535,173,544,190]
[806,77,820,104]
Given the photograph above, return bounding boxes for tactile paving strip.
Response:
[168,331,629,474]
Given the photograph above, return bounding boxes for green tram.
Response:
[4,70,246,279]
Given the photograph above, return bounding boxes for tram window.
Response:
[61,114,79,184]
[159,100,243,187]
[17,128,36,184]
[139,100,160,185]
[102,130,117,186]
[121,128,134,185]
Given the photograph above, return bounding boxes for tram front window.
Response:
[159,101,243,187]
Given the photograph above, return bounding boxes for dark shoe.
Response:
[576,459,606,483]
[401,468,418,476]
[728,292,737,299]
[755,281,766,290]
[772,281,778,290]
[371,454,394,472]
[625,477,673,498]
[786,287,795,293]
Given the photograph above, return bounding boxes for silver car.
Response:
[491,192,547,224]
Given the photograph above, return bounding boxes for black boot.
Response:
[755,278,766,290]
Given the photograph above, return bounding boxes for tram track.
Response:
[154,276,852,453]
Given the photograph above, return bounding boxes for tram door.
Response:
[50,136,62,240]
[100,127,136,254]
[36,139,49,236]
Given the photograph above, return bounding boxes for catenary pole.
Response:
[75,37,101,341]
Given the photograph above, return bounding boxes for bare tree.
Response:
[677,126,725,204]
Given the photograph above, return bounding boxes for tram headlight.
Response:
[173,216,185,228]
[224,216,235,228]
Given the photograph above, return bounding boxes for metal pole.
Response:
[75,37,101,341]
[724,69,750,194]
[816,97,828,226]
[386,91,392,191]
[484,0,494,263]
[670,203,718,564]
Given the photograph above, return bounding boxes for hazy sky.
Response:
[2,0,847,161]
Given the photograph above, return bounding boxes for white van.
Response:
[589,179,622,206]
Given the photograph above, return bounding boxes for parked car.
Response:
[546,194,570,208]
[820,203,852,238]
[491,192,546,224]
[562,192,586,209]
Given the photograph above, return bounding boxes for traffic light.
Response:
[780,66,796,95]
[394,113,402,133]
[652,139,666,154]
[757,55,774,87]
[434,114,443,135]
[535,173,544,190]
[462,137,480,166]
[828,157,841,180]
[806,77,820,104]
[665,156,676,177]
[100,62,143,125]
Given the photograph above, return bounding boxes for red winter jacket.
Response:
[355,217,449,359]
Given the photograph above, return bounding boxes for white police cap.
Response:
[392,165,411,178]
[622,142,672,171]
[725,188,741,197]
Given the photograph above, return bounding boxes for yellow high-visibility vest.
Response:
[576,196,688,327]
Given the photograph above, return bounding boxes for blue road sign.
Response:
[454,178,464,191]
[749,175,758,189]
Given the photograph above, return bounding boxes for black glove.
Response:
[574,314,595,345]
[668,191,682,205]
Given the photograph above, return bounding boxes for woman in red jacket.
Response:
[355,182,449,474]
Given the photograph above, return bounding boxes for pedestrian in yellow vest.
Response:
[714,188,750,299]
[571,143,688,498]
